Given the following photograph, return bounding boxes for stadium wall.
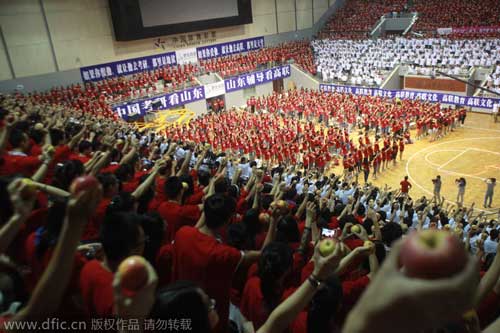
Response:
[0,0,335,81]
[284,64,319,90]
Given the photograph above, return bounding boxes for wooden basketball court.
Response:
[354,113,500,214]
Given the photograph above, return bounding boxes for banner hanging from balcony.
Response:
[224,65,291,93]
[319,84,500,110]
[196,36,265,61]
[113,86,205,120]
[80,52,177,82]
[437,26,500,35]
[112,64,291,120]
[80,36,265,82]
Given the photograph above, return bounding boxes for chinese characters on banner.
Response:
[113,65,291,120]
[196,36,265,61]
[80,36,265,82]
[319,84,500,110]
[437,26,500,35]
[80,52,177,82]
[113,86,206,120]
[224,65,291,93]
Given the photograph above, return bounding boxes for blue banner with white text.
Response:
[196,36,265,61]
[80,52,177,82]
[319,84,500,110]
[224,65,291,93]
[112,86,205,120]
[112,65,291,120]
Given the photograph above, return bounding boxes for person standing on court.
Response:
[455,177,466,206]
[400,176,412,197]
[432,175,442,204]
[484,178,496,208]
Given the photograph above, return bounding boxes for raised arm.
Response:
[90,150,112,176]
[257,242,343,333]
[68,125,86,149]
[474,242,500,306]
[176,150,192,177]
[31,146,53,182]
[11,185,102,322]
[0,179,37,254]
[131,159,166,200]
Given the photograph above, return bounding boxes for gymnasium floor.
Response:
[362,112,500,214]
[135,108,499,214]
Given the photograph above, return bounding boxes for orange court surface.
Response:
[362,112,499,214]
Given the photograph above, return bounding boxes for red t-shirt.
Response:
[79,260,114,317]
[0,153,41,177]
[400,180,411,193]
[83,197,112,241]
[157,201,200,242]
[171,226,242,333]
[240,276,273,330]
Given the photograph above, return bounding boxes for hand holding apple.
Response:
[19,178,38,200]
[351,225,361,234]
[117,256,149,294]
[351,224,369,240]
[313,239,344,281]
[319,238,338,257]
[66,180,102,222]
[113,256,158,319]
[69,175,100,195]
[343,239,479,333]
[7,178,37,218]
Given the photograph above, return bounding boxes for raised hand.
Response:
[8,178,37,218]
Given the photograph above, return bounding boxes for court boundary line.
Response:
[406,137,500,213]
[463,126,500,133]
[424,149,464,168]
[437,149,470,171]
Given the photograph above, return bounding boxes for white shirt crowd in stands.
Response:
[313,38,500,86]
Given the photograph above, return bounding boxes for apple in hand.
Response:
[319,238,337,257]
[45,145,55,154]
[258,212,270,225]
[117,255,149,293]
[351,225,361,233]
[69,175,99,194]
[364,240,374,249]
[400,230,467,279]
[20,178,38,199]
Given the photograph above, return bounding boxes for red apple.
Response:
[117,256,149,293]
[319,238,337,257]
[258,212,270,225]
[20,178,38,199]
[351,225,361,233]
[400,230,467,279]
[69,175,99,194]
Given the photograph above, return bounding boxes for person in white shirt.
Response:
[484,229,499,254]
[238,157,252,181]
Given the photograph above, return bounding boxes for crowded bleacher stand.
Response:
[1,0,500,332]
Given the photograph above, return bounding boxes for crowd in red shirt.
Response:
[412,0,500,32]
[200,41,316,77]
[321,0,406,38]
[0,86,498,333]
